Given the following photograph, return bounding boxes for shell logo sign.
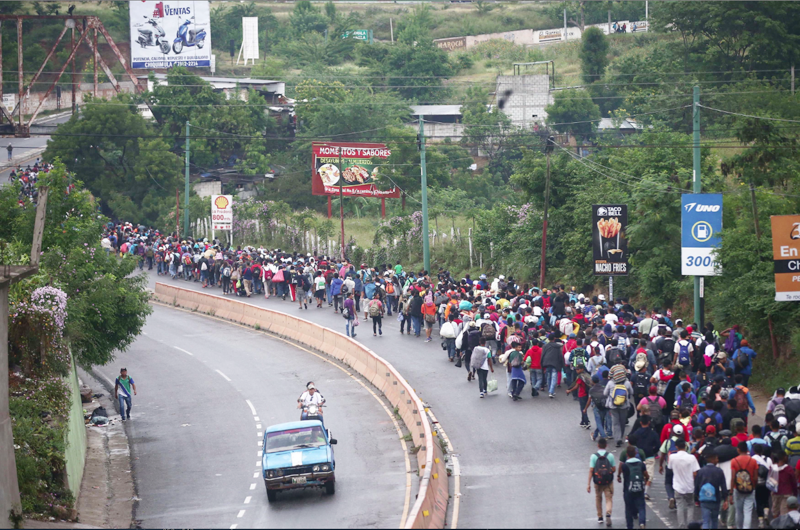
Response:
[211,194,233,231]
[213,195,229,210]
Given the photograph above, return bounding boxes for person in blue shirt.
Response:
[731,340,757,386]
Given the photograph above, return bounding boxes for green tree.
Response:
[43,95,183,225]
[579,27,609,84]
[290,0,329,35]
[324,1,337,23]
[0,163,152,367]
[544,89,601,138]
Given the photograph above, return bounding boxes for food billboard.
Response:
[311,142,400,198]
[592,204,629,276]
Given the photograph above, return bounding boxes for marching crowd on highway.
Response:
[6,159,55,205]
[102,223,800,529]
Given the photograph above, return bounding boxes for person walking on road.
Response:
[6,144,12,161]
[619,444,648,529]
[541,332,564,398]
[695,450,728,530]
[114,368,137,421]
[604,364,634,447]
[670,437,700,528]
[589,437,616,527]
[470,337,493,398]
[344,291,357,338]
[730,440,758,529]
[368,292,384,336]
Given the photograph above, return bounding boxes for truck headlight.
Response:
[312,465,320,472]
[266,469,283,478]
[319,464,330,472]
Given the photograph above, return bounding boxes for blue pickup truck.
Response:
[261,420,337,502]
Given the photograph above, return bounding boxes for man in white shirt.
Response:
[603,311,619,326]
[669,438,700,528]
[298,383,326,415]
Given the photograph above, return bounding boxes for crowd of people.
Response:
[6,159,54,205]
[101,224,800,529]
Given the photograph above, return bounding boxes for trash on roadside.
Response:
[90,406,109,426]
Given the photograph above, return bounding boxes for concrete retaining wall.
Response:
[153,283,449,529]
[64,355,88,501]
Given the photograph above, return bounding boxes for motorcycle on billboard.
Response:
[129,1,212,69]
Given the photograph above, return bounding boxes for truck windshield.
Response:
[266,426,327,453]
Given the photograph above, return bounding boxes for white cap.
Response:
[778,416,788,427]
[673,424,684,435]
[598,294,606,301]
[499,275,505,280]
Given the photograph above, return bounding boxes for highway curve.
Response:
[94,303,409,529]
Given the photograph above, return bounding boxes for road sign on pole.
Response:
[681,193,723,276]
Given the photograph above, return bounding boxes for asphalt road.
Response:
[145,271,682,528]
[94,303,409,529]
[0,112,73,184]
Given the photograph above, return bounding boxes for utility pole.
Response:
[564,8,567,41]
[184,121,190,236]
[419,120,430,274]
[692,86,703,331]
[792,65,795,95]
[339,147,345,260]
[541,136,554,288]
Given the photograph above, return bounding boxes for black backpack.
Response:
[627,460,645,493]
[631,372,649,402]
[593,453,614,486]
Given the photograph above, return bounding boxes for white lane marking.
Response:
[244,496,251,504]
[254,416,260,422]
[257,450,262,457]
[250,483,256,490]
[256,424,262,429]
[174,346,194,356]
[257,432,262,437]
[236,510,245,518]
[256,461,260,467]
[245,399,257,415]
[230,525,238,529]
[253,472,258,478]
[215,370,232,382]
[258,441,263,447]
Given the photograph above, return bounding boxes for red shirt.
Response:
[731,433,750,448]
[575,377,588,398]
[660,420,690,444]
[524,346,542,370]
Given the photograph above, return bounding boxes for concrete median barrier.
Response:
[152,283,449,529]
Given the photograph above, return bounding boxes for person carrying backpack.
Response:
[730,374,757,417]
[620,444,648,529]
[604,367,634,448]
[694,450,729,530]
[732,340,757,386]
[588,437,616,527]
[730,442,758,529]
[673,330,694,376]
[367,292,384,336]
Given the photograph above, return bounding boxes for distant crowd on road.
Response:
[103,224,800,529]
[6,159,57,206]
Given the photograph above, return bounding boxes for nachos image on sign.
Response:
[592,204,628,276]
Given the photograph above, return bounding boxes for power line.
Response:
[697,104,800,124]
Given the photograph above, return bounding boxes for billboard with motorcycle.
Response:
[130,1,211,69]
